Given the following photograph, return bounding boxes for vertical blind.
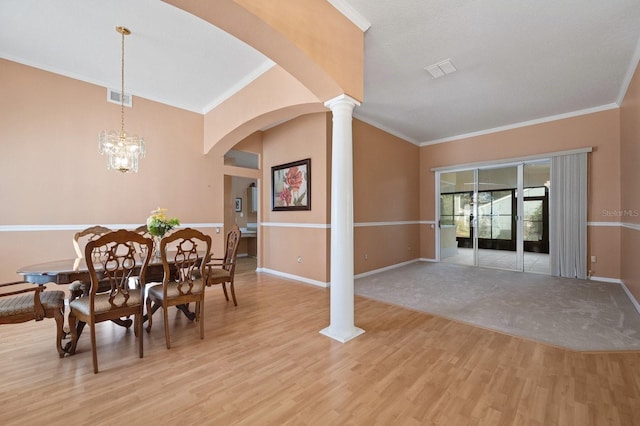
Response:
[549,152,588,279]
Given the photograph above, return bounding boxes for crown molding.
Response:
[327,0,371,32]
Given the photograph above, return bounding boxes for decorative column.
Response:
[320,94,365,343]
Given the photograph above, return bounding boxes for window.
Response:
[440,192,471,238]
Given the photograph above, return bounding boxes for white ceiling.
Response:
[2,0,640,145]
[0,0,273,113]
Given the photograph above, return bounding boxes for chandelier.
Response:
[98,26,145,173]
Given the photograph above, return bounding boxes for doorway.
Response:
[438,161,550,273]
[224,149,260,272]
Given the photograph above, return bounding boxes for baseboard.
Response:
[589,276,622,284]
[620,279,640,316]
[354,259,420,279]
[590,276,640,316]
[258,259,423,288]
[419,258,437,262]
[256,268,328,288]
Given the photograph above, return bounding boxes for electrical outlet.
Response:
[364,253,368,260]
[297,256,302,263]
[591,255,597,263]
[216,227,220,234]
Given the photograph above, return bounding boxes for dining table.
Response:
[17,253,204,352]
[18,255,166,286]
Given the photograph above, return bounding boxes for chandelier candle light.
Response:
[98,26,145,173]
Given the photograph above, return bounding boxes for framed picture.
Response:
[272,158,311,211]
[235,197,242,212]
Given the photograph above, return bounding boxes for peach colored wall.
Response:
[237,0,364,101]
[587,226,621,279]
[352,119,421,273]
[0,59,225,282]
[261,227,329,283]
[620,60,640,300]
[420,109,621,278]
[354,225,420,273]
[232,131,263,156]
[261,113,330,282]
[353,120,420,222]
[204,66,325,155]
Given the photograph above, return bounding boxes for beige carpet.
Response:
[355,261,640,351]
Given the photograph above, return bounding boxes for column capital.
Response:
[324,94,361,110]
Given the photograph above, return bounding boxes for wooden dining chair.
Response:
[205,224,241,306]
[146,228,211,349]
[0,281,66,358]
[69,225,113,300]
[133,224,154,258]
[68,229,153,373]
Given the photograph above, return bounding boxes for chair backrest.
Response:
[223,225,242,272]
[133,224,154,256]
[160,228,211,295]
[73,225,112,259]
[85,230,153,307]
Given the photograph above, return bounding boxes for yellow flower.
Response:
[146,207,180,237]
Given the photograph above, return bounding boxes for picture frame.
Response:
[271,158,311,211]
[235,197,242,212]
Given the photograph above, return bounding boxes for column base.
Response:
[319,325,365,343]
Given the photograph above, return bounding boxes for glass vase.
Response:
[154,235,162,260]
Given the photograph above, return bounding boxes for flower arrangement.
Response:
[146,207,180,237]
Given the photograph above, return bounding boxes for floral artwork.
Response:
[146,207,180,237]
[272,159,311,211]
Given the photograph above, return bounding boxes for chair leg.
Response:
[199,299,204,340]
[229,281,237,306]
[68,313,78,355]
[137,311,143,359]
[52,307,65,358]
[163,305,171,349]
[221,283,229,301]
[90,322,98,374]
[146,298,153,333]
[111,318,133,328]
[133,314,139,338]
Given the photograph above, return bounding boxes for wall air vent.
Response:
[107,88,132,107]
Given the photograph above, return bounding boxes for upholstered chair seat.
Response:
[0,289,64,317]
[205,269,231,282]
[0,282,66,358]
[69,289,143,317]
[147,279,204,301]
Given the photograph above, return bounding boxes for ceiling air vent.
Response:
[107,88,132,107]
[424,59,457,79]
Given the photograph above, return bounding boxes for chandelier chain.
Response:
[120,27,126,137]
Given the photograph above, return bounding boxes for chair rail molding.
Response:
[0,223,224,232]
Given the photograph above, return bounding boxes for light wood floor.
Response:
[2,270,640,425]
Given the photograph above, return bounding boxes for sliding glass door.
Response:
[439,171,474,266]
[477,165,519,270]
[438,161,550,273]
[523,162,550,274]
